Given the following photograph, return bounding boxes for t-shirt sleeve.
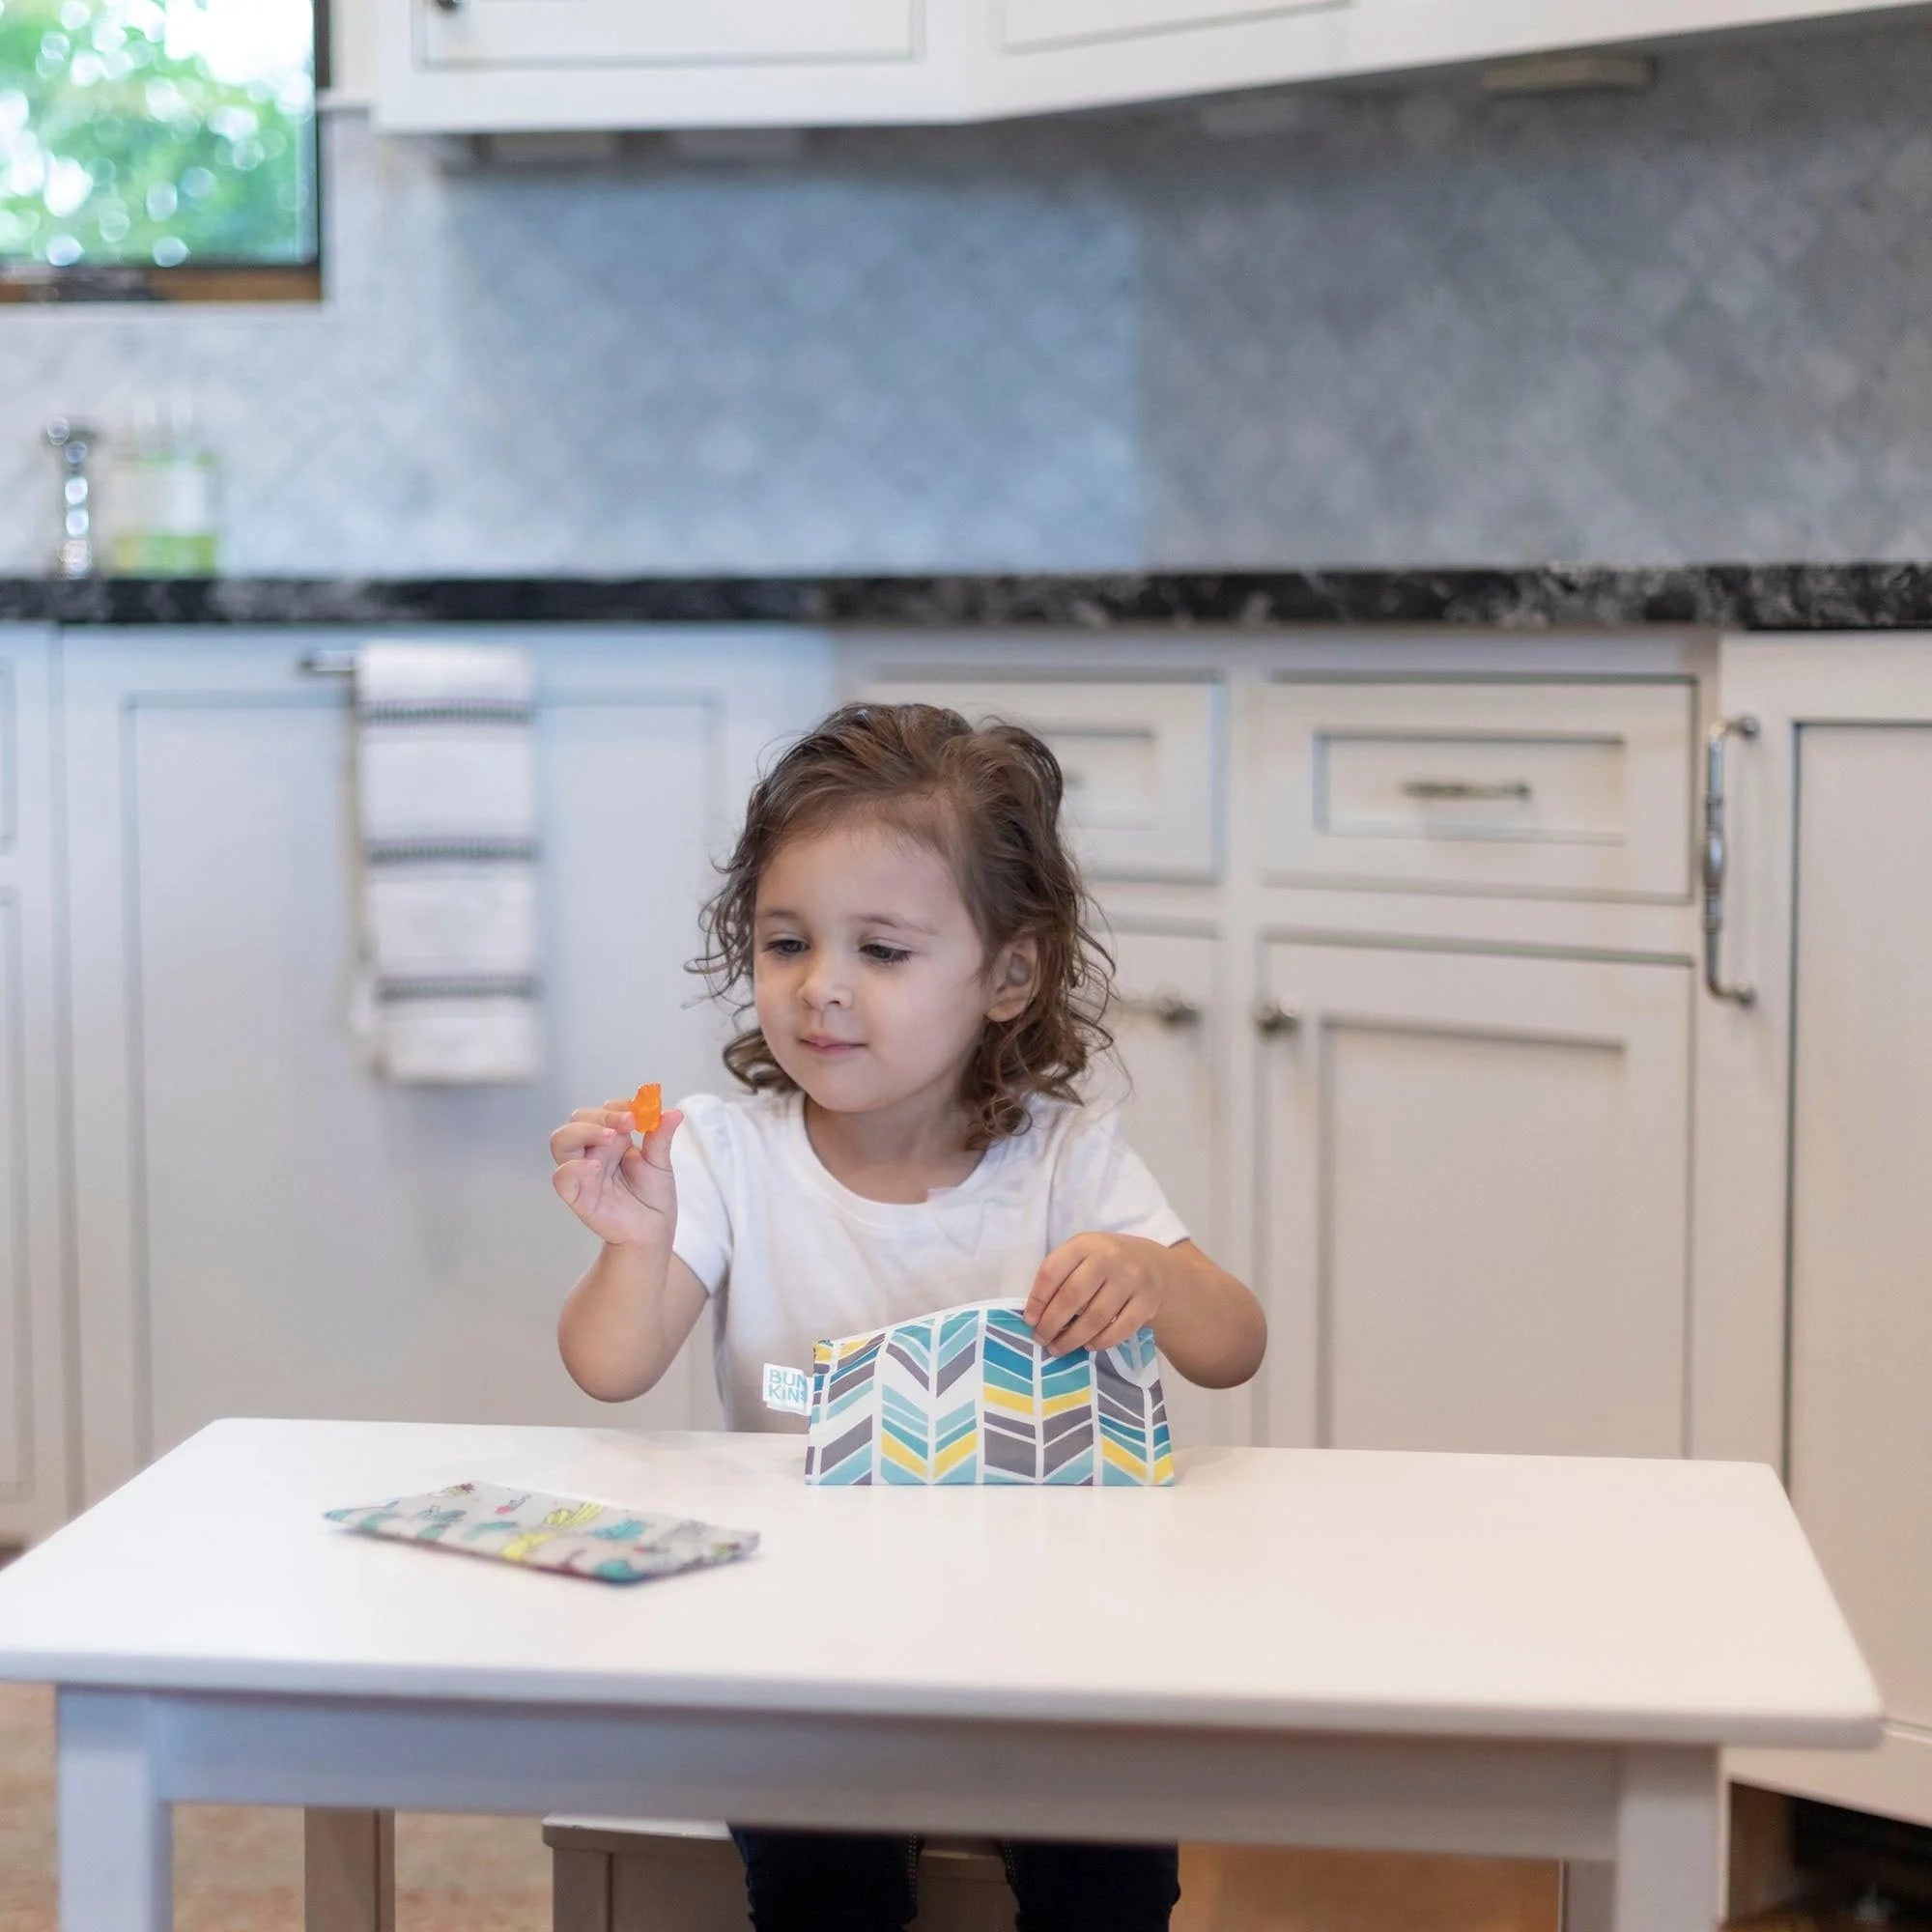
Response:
[1048,1105,1190,1251]
[668,1093,733,1296]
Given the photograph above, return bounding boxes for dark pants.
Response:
[730,1826,1180,1932]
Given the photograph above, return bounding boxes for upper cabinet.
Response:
[374,0,959,130]
[417,0,921,65]
[996,0,1335,52]
[367,0,1927,130]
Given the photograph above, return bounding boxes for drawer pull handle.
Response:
[1400,779,1533,803]
[1252,998,1301,1037]
[1117,989,1201,1028]
[1702,714,1760,1008]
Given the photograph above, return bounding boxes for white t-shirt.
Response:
[669,1088,1189,1432]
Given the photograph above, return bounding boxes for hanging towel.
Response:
[350,641,542,1084]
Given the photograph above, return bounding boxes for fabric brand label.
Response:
[762,1363,810,1415]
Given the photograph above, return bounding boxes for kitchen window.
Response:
[0,0,319,302]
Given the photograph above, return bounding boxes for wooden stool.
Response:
[544,1815,1018,1932]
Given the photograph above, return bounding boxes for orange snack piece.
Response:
[630,1082,662,1135]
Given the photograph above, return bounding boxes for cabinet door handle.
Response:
[432,0,461,11]
[1399,779,1532,803]
[1702,713,1760,1007]
[1252,997,1301,1037]
[1116,989,1201,1027]
[298,650,355,677]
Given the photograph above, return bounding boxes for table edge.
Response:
[0,1657,1885,1752]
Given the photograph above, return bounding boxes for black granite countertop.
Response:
[5,565,1932,630]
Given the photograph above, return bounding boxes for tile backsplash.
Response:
[1138,21,1932,565]
[5,18,1931,576]
[2,119,1143,576]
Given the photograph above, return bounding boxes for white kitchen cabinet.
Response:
[0,630,71,1544]
[1702,639,1932,1835]
[1253,676,1695,903]
[365,0,1927,130]
[1256,937,1691,1454]
[842,630,1710,1466]
[984,0,1925,121]
[852,673,1223,884]
[843,656,1251,1441]
[59,627,833,1506]
[374,0,958,132]
[995,0,1336,52]
[1086,920,1249,1448]
[417,0,919,66]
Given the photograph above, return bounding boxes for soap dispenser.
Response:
[108,394,221,576]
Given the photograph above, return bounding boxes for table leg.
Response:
[304,1808,396,1932]
[552,1847,612,1932]
[1587,1747,1722,1932]
[1559,1861,1614,1932]
[57,1689,172,1932]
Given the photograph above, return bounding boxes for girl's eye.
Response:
[761,937,807,957]
[863,943,911,964]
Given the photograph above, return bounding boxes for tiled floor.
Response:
[0,1681,1918,1931]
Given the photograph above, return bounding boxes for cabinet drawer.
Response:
[419,1,920,70]
[855,677,1220,881]
[1254,679,1693,900]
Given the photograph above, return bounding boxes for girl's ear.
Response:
[986,935,1040,1023]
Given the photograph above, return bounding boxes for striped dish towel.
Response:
[349,641,541,1083]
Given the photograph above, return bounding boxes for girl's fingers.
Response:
[1052,1283,1132,1357]
[1025,1235,1090,1325]
[1087,1309,1145,1355]
[554,1105,634,1155]
[636,1108,684,1171]
[550,1120,626,1164]
[1032,1254,1102,1349]
[564,1100,667,1143]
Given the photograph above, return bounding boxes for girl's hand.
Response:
[1024,1232,1167,1357]
[549,1100,683,1251]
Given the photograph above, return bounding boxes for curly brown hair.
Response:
[689,700,1116,1150]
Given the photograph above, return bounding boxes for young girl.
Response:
[550,700,1266,1932]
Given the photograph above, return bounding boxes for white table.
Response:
[0,1419,1880,1932]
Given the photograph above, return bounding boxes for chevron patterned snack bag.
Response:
[325,1481,759,1582]
[802,1298,1176,1487]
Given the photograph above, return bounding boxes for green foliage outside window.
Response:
[0,0,315,270]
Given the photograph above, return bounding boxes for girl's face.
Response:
[752,818,1033,1123]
